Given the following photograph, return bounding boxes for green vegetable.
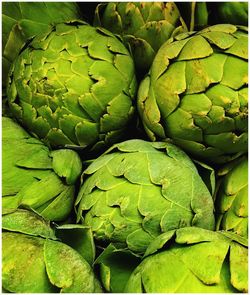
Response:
[76,139,215,255]
[2,2,81,87]
[216,156,248,238]
[138,24,248,164]
[7,20,137,151]
[2,209,100,293]
[94,243,141,293]
[2,117,82,221]
[216,2,248,26]
[125,227,248,293]
[94,2,187,74]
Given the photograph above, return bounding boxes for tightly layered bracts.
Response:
[216,156,248,238]
[94,2,187,74]
[2,2,81,87]
[125,227,248,292]
[7,20,137,150]
[2,117,82,221]
[138,24,248,164]
[76,139,215,254]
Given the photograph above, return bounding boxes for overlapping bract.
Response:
[2,117,82,221]
[2,2,81,87]
[216,156,248,238]
[76,139,215,254]
[2,209,101,293]
[7,21,137,150]
[94,2,187,74]
[125,227,248,293]
[138,24,248,164]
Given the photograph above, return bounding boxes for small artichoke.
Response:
[216,156,248,238]
[138,24,248,164]
[2,209,101,293]
[2,117,82,221]
[125,227,248,293]
[76,139,215,254]
[2,2,81,87]
[7,20,137,151]
[94,2,187,74]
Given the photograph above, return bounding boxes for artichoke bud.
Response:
[215,156,248,238]
[125,227,248,293]
[2,117,82,222]
[94,2,187,74]
[76,139,215,255]
[138,24,248,164]
[7,20,137,151]
[2,209,100,293]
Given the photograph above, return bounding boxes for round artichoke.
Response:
[125,227,248,293]
[138,24,248,164]
[2,209,101,293]
[76,139,215,254]
[94,2,187,74]
[2,117,82,221]
[216,156,248,238]
[7,20,137,151]
[2,2,81,87]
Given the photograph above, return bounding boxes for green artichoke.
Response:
[7,20,137,151]
[2,2,81,87]
[76,139,215,254]
[138,24,248,164]
[2,209,101,293]
[94,2,187,74]
[125,227,248,293]
[216,2,248,26]
[216,156,248,238]
[2,117,82,221]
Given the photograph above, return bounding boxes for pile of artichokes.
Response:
[2,1,248,293]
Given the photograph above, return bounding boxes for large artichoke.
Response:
[2,209,101,293]
[125,227,248,293]
[216,156,248,238]
[76,139,215,254]
[2,117,82,221]
[138,24,248,164]
[94,2,187,74]
[7,20,137,151]
[2,2,81,87]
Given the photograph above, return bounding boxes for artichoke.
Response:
[216,156,248,238]
[2,209,101,293]
[7,20,137,151]
[94,2,187,74]
[216,2,248,26]
[138,24,248,164]
[76,139,215,254]
[125,227,248,293]
[2,117,82,221]
[2,2,81,87]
